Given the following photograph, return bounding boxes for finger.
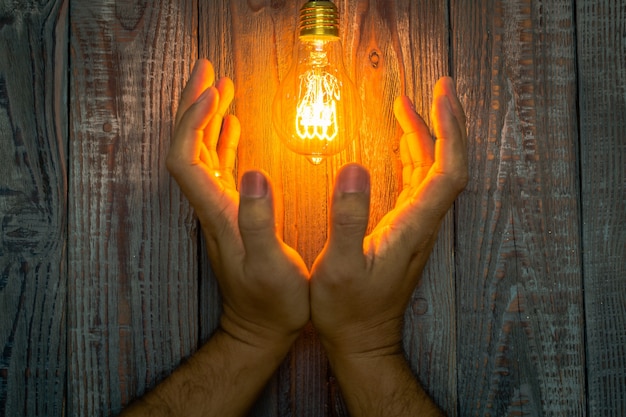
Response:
[393,96,432,139]
[168,87,219,171]
[387,169,462,256]
[400,135,413,189]
[326,164,370,260]
[431,86,468,181]
[215,77,235,116]
[205,113,222,151]
[238,171,282,259]
[434,77,467,148]
[394,96,434,185]
[386,80,468,253]
[218,115,241,173]
[175,59,215,128]
[204,77,236,153]
[166,87,230,226]
[199,142,212,166]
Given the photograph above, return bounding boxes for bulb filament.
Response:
[296,69,340,141]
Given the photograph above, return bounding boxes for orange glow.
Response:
[295,69,340,142]
[272,2,360,165]
[272,40,360,165]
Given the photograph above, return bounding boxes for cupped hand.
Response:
[167,59,309,350]
[310,77,468,357]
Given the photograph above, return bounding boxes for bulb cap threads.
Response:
[299,1,339,39]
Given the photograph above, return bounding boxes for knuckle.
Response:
[438,165,469,193]
[333,210,368,237]
[239,208,274,235]
[240,218,273,235]
[165,152,182,176]
[165,153,176,173]
[449,168,469,192]
[314,254,361,287]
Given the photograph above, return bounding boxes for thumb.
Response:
[326,164,371,259]
[238,171,281,257]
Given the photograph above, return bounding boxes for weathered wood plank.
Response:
[577,1,626,415]
[200,0,456,415]
[388,1,458,414]
[0,1,68,416]
[198,0,231,345]
[68,1,198,414]
[452,0,585,415]
[201,1,337,415]
[340,0,458,414]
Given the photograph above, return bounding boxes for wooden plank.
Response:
[198,0,231,345]
[68,1,199,414]
[0,1,68,416]
[577,1,626,415]
[333,2,458,412]
[339,0,458,414]
[388,1,458,415]
[206,2,332,415]
[451,0,585,415]
[200,0,455,415]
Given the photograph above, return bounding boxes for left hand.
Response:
[166,59,310,350]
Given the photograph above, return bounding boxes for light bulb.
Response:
[272,0,361,165]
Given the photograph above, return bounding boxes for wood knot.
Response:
[411,297,429,315]
[247,0,266,12]
[270,0,286,9]
[368,50,381,68]
[1,201,52,254]
[115,0,147,31]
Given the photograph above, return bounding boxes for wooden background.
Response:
[0,0,624,415]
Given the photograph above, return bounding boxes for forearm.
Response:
[327,350,444,417]
[121,327,292,417]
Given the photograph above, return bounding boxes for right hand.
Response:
[310,77,468,357]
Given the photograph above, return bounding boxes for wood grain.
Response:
[452,0,585,415]
[68,1,199,415]
[200,1,336,415]
[342,0,459,414]
[2,0,624,415]
[0,1,68,416]
[389,1,458,414]
[577,0,626,415]
[199,0,457,415]
[198,0,231,346]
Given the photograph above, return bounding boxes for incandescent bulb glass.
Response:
[272,0,361,165]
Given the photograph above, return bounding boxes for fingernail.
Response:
[240,171,268,198]
[338,164,369,193]
[197,87,214,103]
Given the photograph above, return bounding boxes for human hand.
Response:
[311,76,468,358]
[120,60,311,417]
[167,59,309,351]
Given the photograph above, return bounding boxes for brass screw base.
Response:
[299,1,339,39]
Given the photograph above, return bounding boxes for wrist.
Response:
[121,323,296,417]
[324,349,444,417]
[317,317,404,359]
[219,309,301,357]
[324,343,406,387]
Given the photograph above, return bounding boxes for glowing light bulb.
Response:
[272,0,361,165]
